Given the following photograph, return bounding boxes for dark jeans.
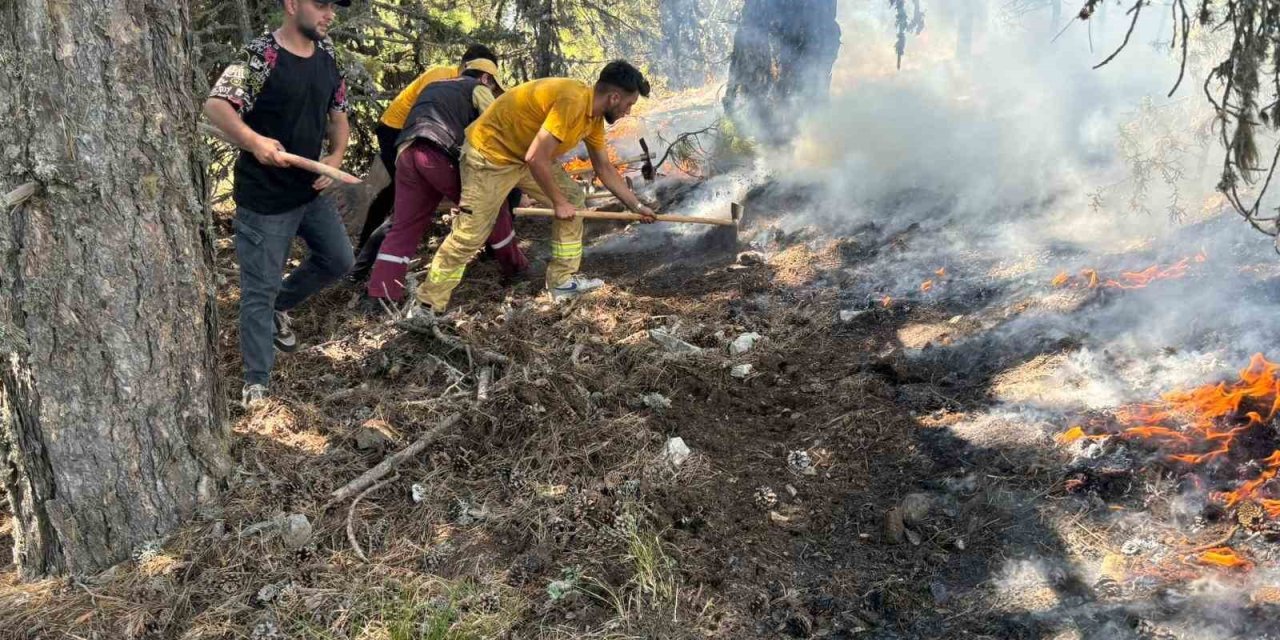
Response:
[235,197,354,386]
[352,123,402,272]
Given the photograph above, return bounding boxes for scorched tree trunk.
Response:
[0,0,230,578]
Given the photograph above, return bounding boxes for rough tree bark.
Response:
[723,0,841,143]
[0,1,230,578]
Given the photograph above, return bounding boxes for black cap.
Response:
[316,0,352,6]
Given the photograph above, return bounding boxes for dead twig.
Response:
[429,324,510,366]
[477,366,493,402]
[325,413,461,508]
[347,472,399,562]
[1184,524,1239,554]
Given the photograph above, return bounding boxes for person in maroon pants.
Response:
[364,59,527,307]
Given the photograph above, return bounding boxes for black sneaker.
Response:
[499,268,534,288]
[344,268,369,287]
[359,295,393,317]
[273,311,298,352]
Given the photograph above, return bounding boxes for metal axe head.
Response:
[639,138,655,183]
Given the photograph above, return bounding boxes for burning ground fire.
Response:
[1057,353,1280,567]
[1050,252,1208,290]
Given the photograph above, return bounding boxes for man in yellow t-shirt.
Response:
[408,60,656,321]
[350,44,495,281]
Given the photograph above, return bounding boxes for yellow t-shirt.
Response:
[380,66,460,128]
[467,78,606,165]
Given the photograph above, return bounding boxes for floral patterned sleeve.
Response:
[209,35,278,115]
[319,39,349,113]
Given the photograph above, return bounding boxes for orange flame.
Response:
[935,267,947,277]
[881,295,893,308]
[1062,354,1280,517]
[921,280,934,293]
[561,145,626,178]
[1051,253,1207,290]
[1055,425,1110,445]
[1197,547,1254,570]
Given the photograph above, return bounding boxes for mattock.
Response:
[570,136,658,184]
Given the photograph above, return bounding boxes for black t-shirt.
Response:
[209,33,348,214]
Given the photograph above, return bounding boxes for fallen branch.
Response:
[347,473,399,562]
[396,318,510,367]
[326,413,461,508]
[430,324,510,366]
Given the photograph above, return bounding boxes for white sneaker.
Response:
[241,384,268,409]
[550,275,605,302]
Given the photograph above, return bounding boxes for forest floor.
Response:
[5,98,1280,639]
[7,176,1276,640]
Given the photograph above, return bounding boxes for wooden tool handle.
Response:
[280,152,363,185]
[514,207,734,227]
[199,122,362,185]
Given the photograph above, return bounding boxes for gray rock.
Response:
[901,493,932,527]
[664,437,692,467]
[641,392,672,410]
[884,507,905,544]
[281,514,313,550]
[729,332,762,356]
[731,364,754,379]
[838,309,867,323]
[648,328,701,355]
[354,419,395,451]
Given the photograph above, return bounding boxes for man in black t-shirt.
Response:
[204,0,354,408]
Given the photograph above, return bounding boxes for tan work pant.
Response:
[416,144,586,310]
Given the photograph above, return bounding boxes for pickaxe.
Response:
[568,137,657,184]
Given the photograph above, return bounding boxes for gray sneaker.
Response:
[273,311,298,352]
[241,384,268,409]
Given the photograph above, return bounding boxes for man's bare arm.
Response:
[203,98,288,167]
[587,143,654,221]
[525,128,578,220]
[313,110,350,190]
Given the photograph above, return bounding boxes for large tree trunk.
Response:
[0,0,230,578]
[723,0,841,143]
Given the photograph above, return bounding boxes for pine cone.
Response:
[754,486,778,510]
[786,450,813,474]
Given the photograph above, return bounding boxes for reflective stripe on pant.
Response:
[417,144,584,310]
[368,141,527,301]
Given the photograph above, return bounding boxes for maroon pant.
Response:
[367,141,527,300]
